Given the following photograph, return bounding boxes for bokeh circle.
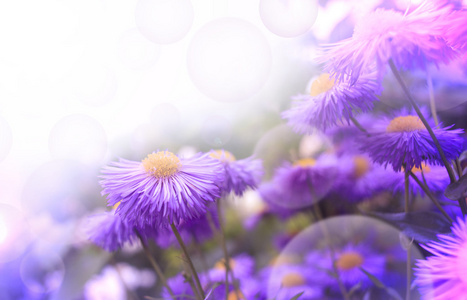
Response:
[268,215,424,299]
[187,18,272,103]
[259,0,319,37]
[135,0,194,44]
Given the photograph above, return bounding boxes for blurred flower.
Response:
[208,253,255,284]
[209,149,263,197]
[414,216,467,299]
[264,264,323,300]
[260,154,338,210]
[306,243,386,290]
[444,7,467,53]
[393,163,450,197]
[282,72,380,132]
[319,0,459,83]
[333,154,396,203]
[86,210,137,252]
[84,263,155,300]
[100,151,225,228]
[359,109,464,172]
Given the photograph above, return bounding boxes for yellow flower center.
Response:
[386,116,425,133]
[214,258,236,271]
[310,73,336,96]
[336,251,364,271]
[411,163,431,174]
[353,156,370,178]
[142,151,181,178]
[227,290,245,300]
[293,158,316,168]
[281,272,306,287]
[209,150,236,163]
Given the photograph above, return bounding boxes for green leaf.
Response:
[289,291,304,300]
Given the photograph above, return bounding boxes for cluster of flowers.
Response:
[86,0,467,299]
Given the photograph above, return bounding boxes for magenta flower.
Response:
[444,8,467,54]
[319,1,459,83]
[282,72,381,132]
[414,216,467,299]
[209,149,263,197]
[358,109,463,172]
[100,151,225,228]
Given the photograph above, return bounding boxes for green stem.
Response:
[215,201,242,300]
[171,223,205,300]
[426,67,439,127]
[135,231,175,298]
[404,168,410,213]
[408,171,453,223]
[312,204,350,300]
[350,115,369,135]
[404,168,411,300]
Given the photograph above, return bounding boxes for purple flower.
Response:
[333,154,396,203]
[100,151,225,228]
[282,72,381,132]
[87,211,137,252]
[393,163,450,197]
[414,216,467,299]
[261,154,338,210]
[306,243,386,290]
[209,150,263,197]
[208,253,255,285]
[265,264,323,300]
[358,109,464,172]
[319,1,459,83]
[445,8,467,54]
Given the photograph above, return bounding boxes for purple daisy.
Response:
[393,163,450,197]
[265,264,323,300]
[414,216,467,299]
[333,154,397,203]
[282,72,381,132]
[267,154,338,209]
[319,0,459,83]
[208,253,255,285]
[209,150,263,197]
[358,109,464,172]
[86,210,137,252]
[306,243,386,290]
[100,151,225,228]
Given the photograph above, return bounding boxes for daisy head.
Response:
[393,163,450,197]
[358,109,464,172]
[319,1,459,83]
[414,216,467,299]
[209,149,263,197]
[305,243,386,291]
[282,72,381,132]
[261,154,338,211]
[265,263,323,300]
[208,253,255,286]
[100,151,225,228]
[333,154,396,203]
